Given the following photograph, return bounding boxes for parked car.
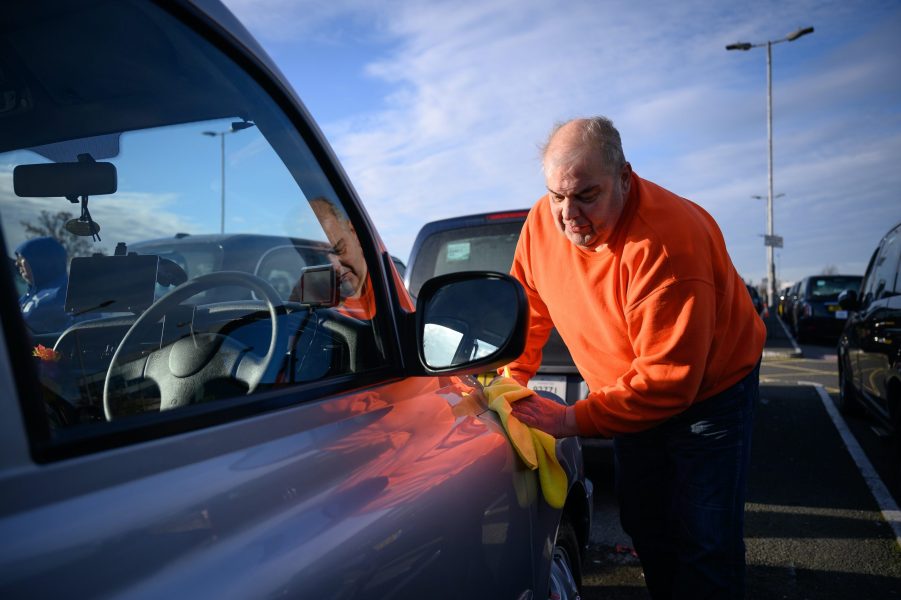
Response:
[837,222,901,453]
[405,210,615,456]
[781,281,801,328]
[0,2,592,599]
[789,274,863,343]
[776,285,791,317]
[746,284,765,316]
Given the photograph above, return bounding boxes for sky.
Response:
[224,0,901,289]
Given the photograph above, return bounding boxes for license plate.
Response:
[835,310,848,319]
[528,375,567,400]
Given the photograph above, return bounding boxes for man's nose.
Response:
[560,197,579,220]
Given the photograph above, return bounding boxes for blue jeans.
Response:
[614,362,759,600]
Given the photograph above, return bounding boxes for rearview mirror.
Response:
[14,161,117,198]
[292,264,339,307]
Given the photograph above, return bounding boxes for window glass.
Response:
[409,221,522,297]
[0,0,384,435]
[806,276,861,301]
[870,229,901,297]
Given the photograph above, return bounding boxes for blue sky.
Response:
[224,0,901,287]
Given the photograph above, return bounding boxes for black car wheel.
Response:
[548,518,582,600]
[838,363,863,416]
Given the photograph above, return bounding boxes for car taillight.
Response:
[486,211,529,220]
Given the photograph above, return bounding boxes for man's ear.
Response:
[620,162,633,194]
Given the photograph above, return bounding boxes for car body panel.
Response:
[0,375,554,598]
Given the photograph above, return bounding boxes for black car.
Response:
[746,284,765,316]
[789,274,862,343]
[406,210,610,451]
[837,222,901,453]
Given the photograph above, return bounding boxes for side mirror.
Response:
[416,272,527,373]
[838,288,859,311]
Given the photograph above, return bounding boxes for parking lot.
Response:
[579,319,901,599]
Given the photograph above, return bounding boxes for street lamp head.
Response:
[786,26,814,42]
[230,120,255,132]
[202,131,217,137]
[726,42,753,51]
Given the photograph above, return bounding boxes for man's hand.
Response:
[510,393,579,438]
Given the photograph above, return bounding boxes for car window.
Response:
[409,221,522,297]
[867,227,901,298]
[806,276,862,300]
[0,0,385,443]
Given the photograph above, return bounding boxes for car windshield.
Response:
[807,276,862,300]
[0,0,384,432]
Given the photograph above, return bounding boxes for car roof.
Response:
[413,209,530,235]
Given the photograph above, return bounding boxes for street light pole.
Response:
[202,121,255,234]
[727,26,814,309]
[766,39,775,310]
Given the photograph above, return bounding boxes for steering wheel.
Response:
[103,271,282,421]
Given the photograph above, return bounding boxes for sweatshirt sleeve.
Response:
[503,218,554,387]
[572,278,717,437]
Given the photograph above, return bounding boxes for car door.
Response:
[857,226,901,416]
[0,2,544,597]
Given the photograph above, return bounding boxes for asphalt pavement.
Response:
[762,309,802,359]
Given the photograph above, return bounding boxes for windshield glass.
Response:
[807,276,862,300]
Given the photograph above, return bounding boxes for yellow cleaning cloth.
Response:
[477,371,568,509]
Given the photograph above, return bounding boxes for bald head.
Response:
[542,117,626,178]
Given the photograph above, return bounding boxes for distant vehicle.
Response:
[405,210,610,451]
[0,2,592,598]
[781,281,801,327]
[746,284,765,316]
[837,222,901,451]
[789,274,863,343]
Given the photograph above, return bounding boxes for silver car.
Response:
[0,1,591,598]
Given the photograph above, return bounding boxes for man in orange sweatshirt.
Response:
[509,116,765,599]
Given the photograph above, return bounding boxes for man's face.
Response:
[15,255,32,285]
[545,149,631,249]
[322,216,367,298]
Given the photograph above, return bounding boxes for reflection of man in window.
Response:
[310,198,375,319]
[15,236,72,333]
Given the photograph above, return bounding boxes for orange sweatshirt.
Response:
[508,172,766,437]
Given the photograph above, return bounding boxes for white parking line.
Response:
[802,382,901,550]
